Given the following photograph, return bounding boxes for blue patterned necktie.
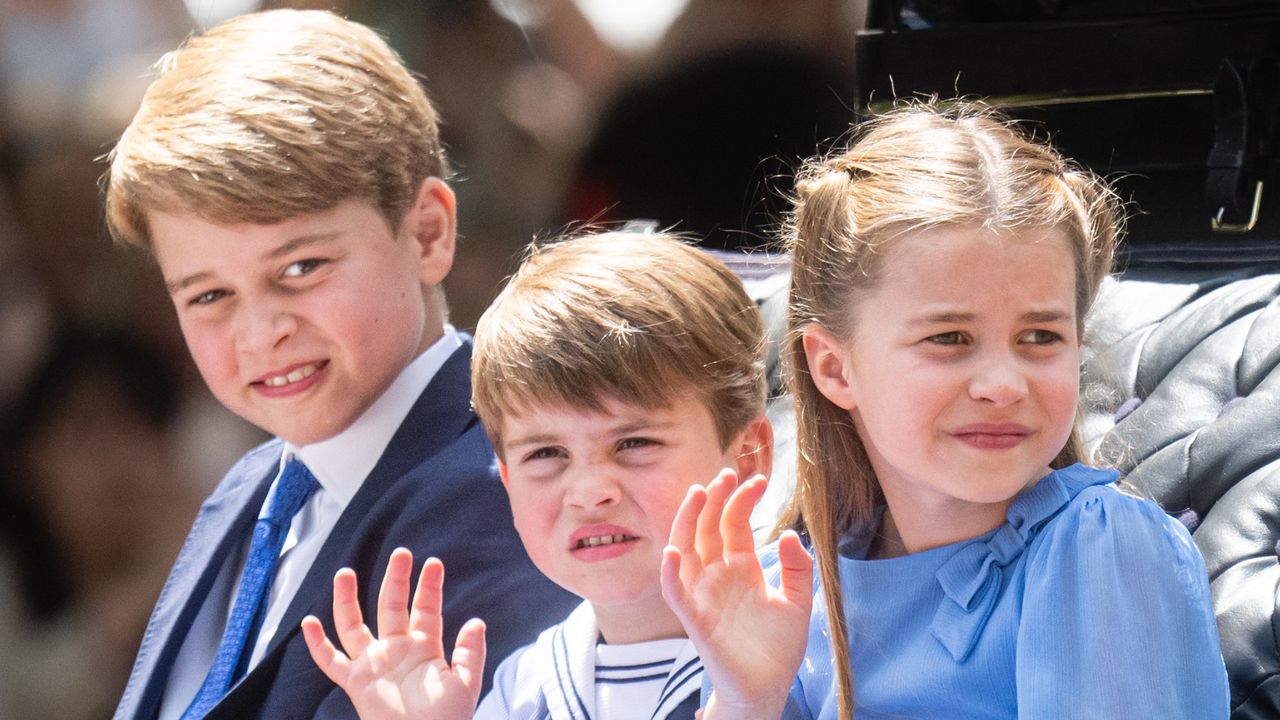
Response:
[181,458,320,719]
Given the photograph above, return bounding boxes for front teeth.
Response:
[264,364,317,387]
[578,534,628,549]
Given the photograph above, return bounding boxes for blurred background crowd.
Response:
[0,0,862,717]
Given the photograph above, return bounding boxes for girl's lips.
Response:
[951,423,1032,450]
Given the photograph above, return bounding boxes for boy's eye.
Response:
[282,258,326,278]
[189,289,229,307]
[523,446,565,462]
[926,331,967,346]
[617,437,659,452]
[1019,329,1062,345]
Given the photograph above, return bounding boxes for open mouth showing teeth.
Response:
[262,363,319,387]
[575,534,631,549]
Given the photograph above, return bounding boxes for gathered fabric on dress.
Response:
[767,464,1229,720]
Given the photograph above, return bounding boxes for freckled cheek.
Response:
[183,325,239,390]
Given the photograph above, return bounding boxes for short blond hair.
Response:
[472,231,766,455]
[104,9,448,249]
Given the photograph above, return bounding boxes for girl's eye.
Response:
[926,331,967,346]
[282,258,325,278]
[1020,329,1062,345]
[189,289,228,307]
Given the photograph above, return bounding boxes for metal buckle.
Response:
[1211,180,1263,232]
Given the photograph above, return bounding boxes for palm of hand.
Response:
[342,634,476,720]
[301,550,486,720]
[661,470,814,717]
[678,551,811,704]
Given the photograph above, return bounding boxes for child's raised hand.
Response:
[660,469,813,720]
[300,548,485,720]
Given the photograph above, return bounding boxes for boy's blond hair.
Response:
[472,231,766,454]
[104,9,448,249]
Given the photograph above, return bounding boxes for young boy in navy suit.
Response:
[103,10,576,720]
[300,231,776,720]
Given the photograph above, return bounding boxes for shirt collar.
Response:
[280,325,463,505]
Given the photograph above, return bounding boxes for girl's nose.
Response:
[968,352,1029,407]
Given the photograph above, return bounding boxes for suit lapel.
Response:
[122,444,279,719]
[260,342,478,661]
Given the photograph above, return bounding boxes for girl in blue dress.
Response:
[660,101,1231,720]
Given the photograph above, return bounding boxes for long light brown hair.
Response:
[778,101,1122,720]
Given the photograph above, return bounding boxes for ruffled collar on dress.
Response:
[926,463,1120,662]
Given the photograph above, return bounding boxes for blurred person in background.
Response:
[0,5,270,718]
[564,0,862,250]
[0,328,199,720]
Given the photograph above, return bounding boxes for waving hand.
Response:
[301,548,485,720]
[661,469,813,720]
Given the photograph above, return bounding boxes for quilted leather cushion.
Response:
[1081,266,1280,719]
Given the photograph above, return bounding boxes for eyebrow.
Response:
[163,232,341,296]
[909,309,1074,325]
[263,232,340,261]
[504,418,680,449]
[165,272,212,296]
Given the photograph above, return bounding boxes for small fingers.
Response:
[376,548,415,638]
[694,469,738,561]
[776,530,815,613]
[301,615,351,686]
[668,485,707,559]
[721,475,768,557]
[451,618,488,705]
[659,545,689,617]
[409,557,447,657]
[332,567,375,657]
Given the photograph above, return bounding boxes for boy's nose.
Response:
[235,300,298,354]
[968,352,1028,407]
[564,466,621,510]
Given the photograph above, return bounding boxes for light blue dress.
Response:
[766,464,1230,719]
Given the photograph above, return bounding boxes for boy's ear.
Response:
[732,414,774,482]
[803,323,858,411]
[496,457,511,489]
[403,177,456,286]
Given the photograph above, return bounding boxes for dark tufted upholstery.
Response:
[1081,266,1280,718]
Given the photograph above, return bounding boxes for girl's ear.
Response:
[497,458,511,489]
[803,324,858,411]
[731,414,774,482]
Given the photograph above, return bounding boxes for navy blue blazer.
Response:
[114,340,577,719]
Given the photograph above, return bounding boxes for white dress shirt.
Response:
[158,327,463,720]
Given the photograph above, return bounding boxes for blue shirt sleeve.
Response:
[474,643,527,720]
[1016,486,1230,719]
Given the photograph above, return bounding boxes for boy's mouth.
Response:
[568,524,639,552]
[573,533,633,550]
[254,361,327,390]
